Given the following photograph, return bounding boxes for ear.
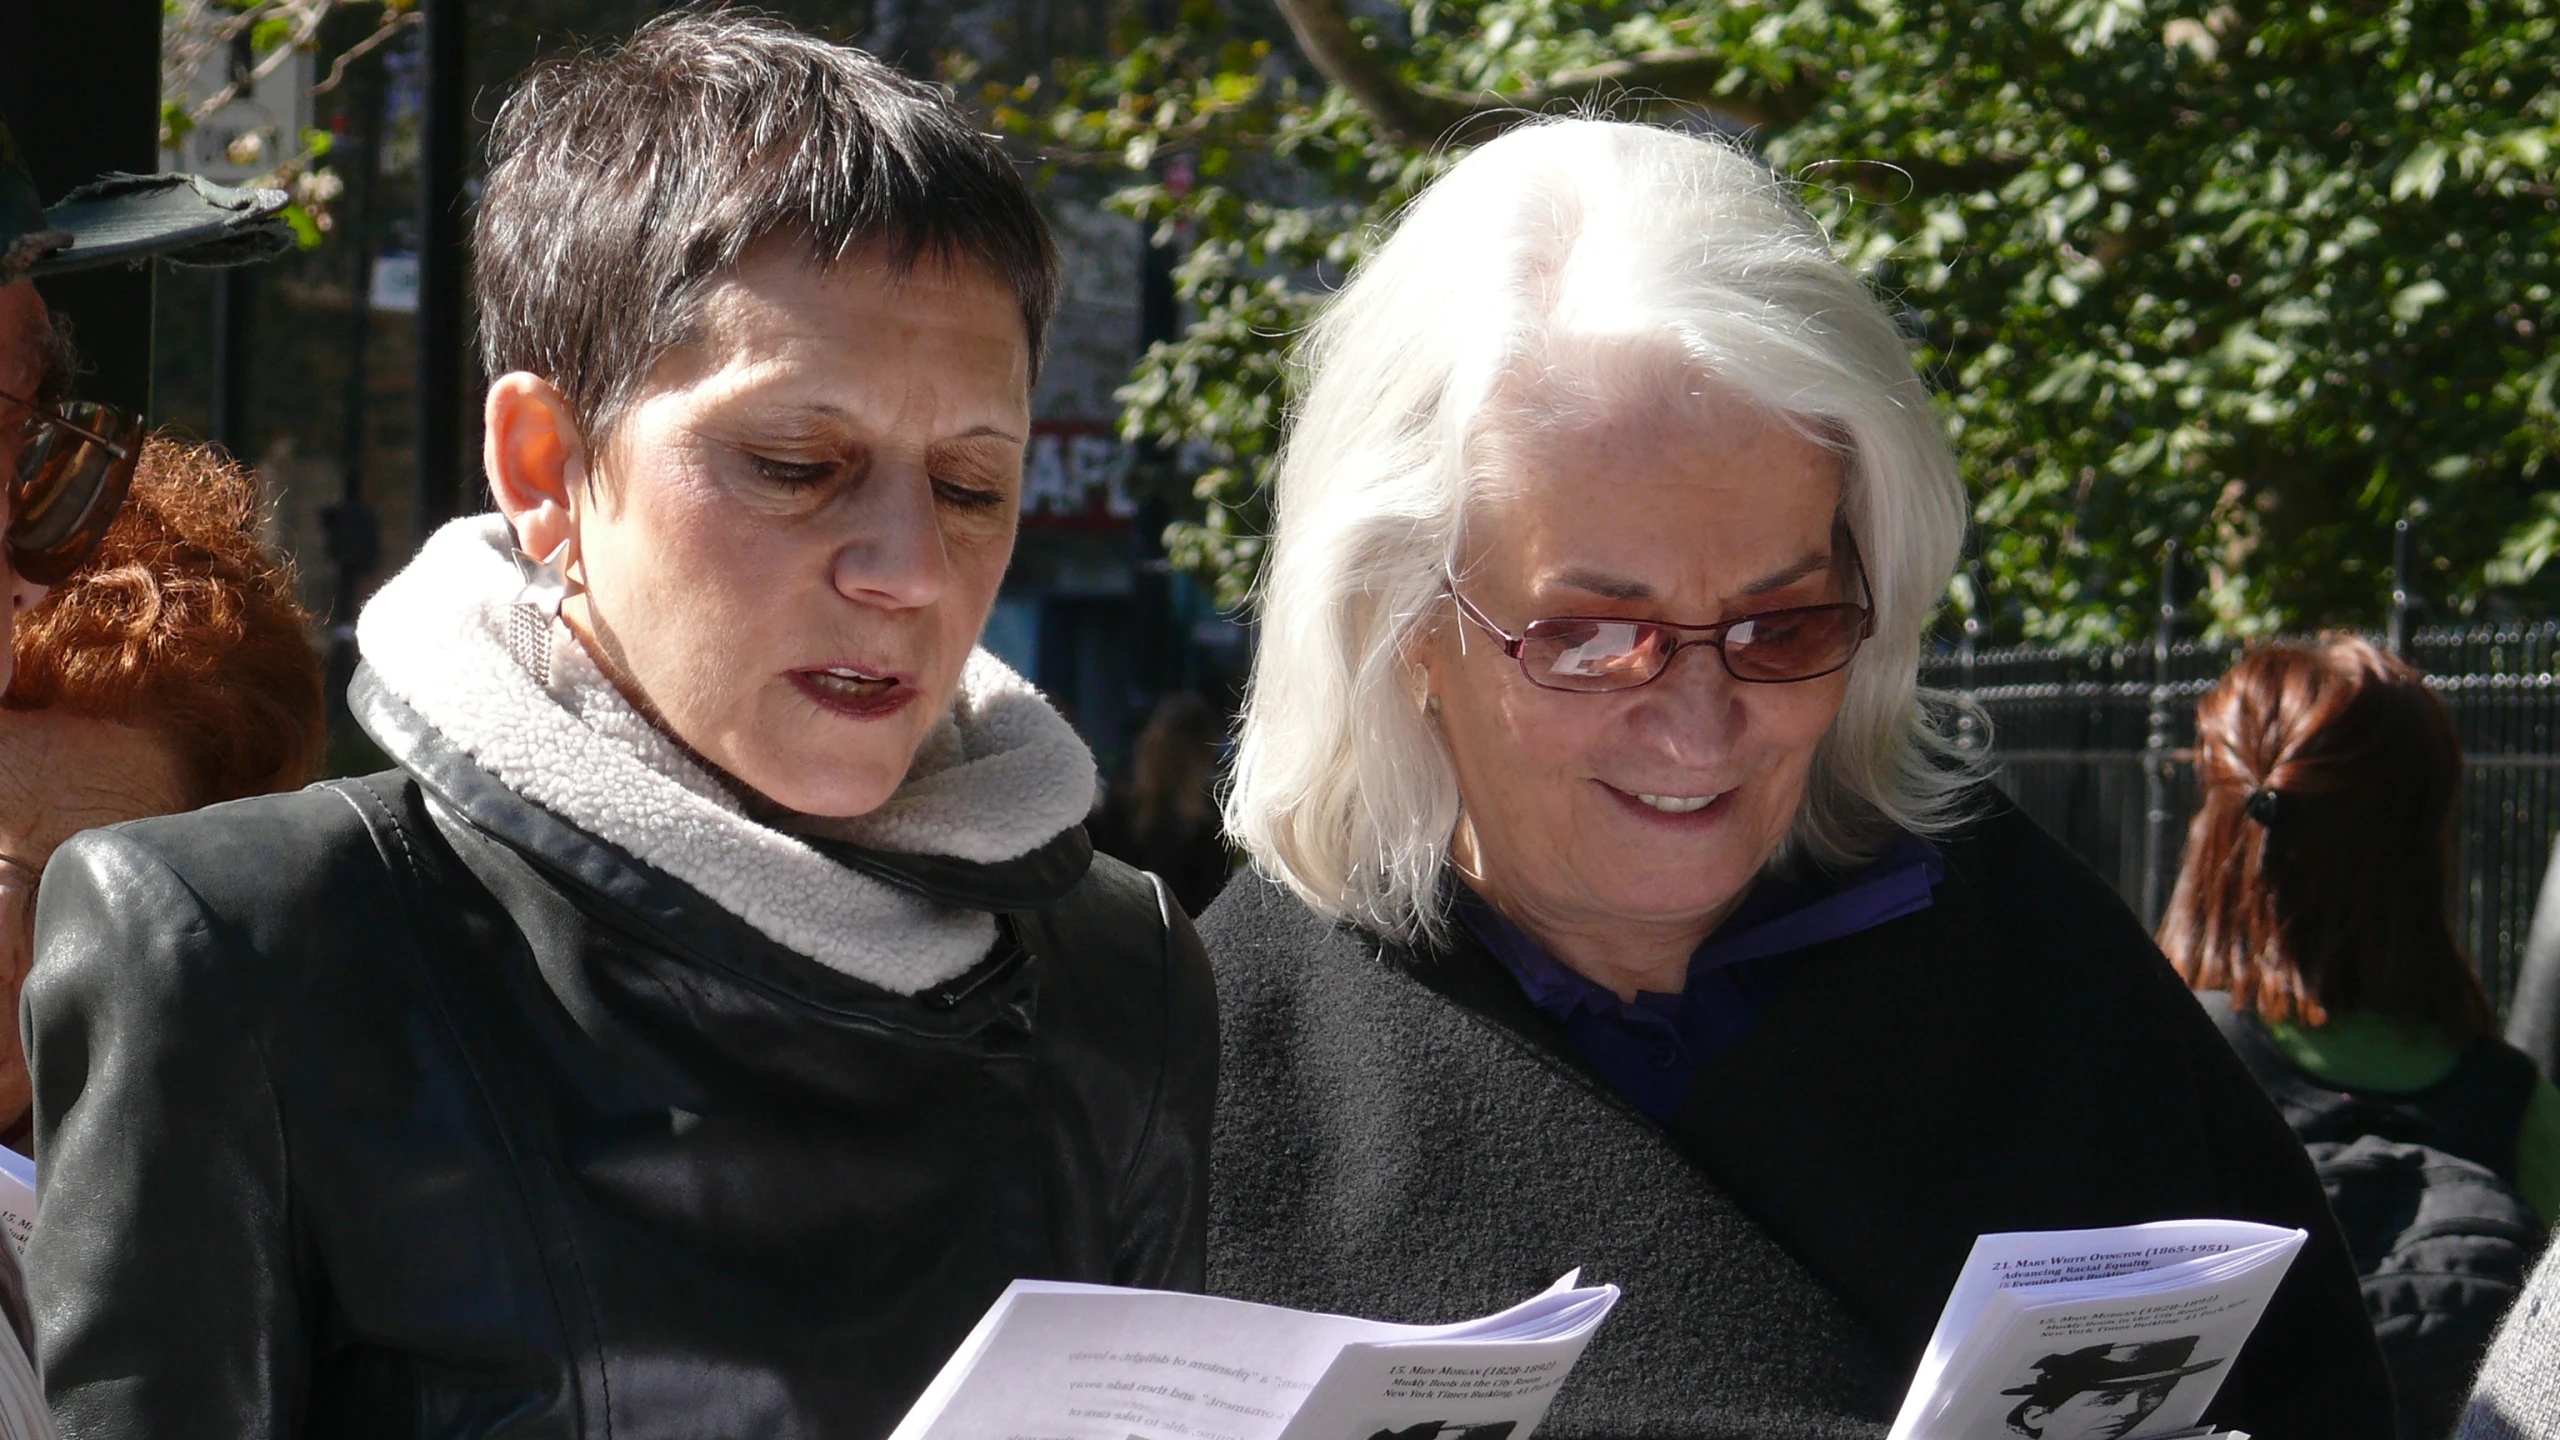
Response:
[1402,610,1453,716]
[484,372,589,564]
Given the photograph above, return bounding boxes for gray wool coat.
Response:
[2463,1244,2560,1440]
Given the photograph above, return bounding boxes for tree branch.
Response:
[1267,0,1476,144]
[1267,0,1821,144]
[1259,0,2026,198]
[1420,49,1826,134]
[313,9,424,96]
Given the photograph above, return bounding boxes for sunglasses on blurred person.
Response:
[0,852,31,977]
[1,388,140,587]
[0,118,290,594]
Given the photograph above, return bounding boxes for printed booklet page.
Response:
[888,1273,1620,1440]
[1888,1219,2306,1440]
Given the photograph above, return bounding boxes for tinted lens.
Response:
[8,402,141,586]
[0,857,30,1003]
[1517,618,1672,691]
[1721,606,1865,681]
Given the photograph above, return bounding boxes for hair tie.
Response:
[2244,787,2281,826]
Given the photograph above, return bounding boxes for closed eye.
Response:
[934,479,1009,511]
[748,454,838,489]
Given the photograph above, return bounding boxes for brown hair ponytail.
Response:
[2158,635,2493,1039]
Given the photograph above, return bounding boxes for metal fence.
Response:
[1918,624,2560,1012]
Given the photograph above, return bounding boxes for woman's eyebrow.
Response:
[1550,551,1832,602]
[1739,551,1834,595]
[1551,567,1655,601]
[711,403,1026,450]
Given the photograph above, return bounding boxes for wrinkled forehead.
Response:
[1464,339,1844,495]
[1458,344,1847,560]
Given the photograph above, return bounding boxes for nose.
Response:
[828,460,950,611]
[1621,639,1744,766]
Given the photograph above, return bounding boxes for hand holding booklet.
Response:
[1889,1219,2306,1440]
[889,1274,1619,1440]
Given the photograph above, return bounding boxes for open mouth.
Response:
[802,666,900,701]
[790,665,916,719]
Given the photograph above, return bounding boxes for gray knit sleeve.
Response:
[2461,1242,2560,1440]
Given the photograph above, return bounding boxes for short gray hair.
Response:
[1224,118,1976,945]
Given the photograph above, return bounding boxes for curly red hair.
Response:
[7,437,324,806]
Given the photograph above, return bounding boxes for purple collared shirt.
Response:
[1456,832,1946,1121]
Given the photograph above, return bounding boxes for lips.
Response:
[789,665,917,720]
[1602,782,1733,822]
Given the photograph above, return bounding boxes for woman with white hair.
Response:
[1202,119,2388,1439]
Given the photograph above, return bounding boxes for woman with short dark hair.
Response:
[24,15,1211,1439]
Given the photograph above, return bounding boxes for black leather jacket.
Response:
[23,669,1215,1439]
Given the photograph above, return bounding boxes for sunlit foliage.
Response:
[1008,0,2560,639]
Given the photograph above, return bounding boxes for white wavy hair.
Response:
[1225,117,1976,945]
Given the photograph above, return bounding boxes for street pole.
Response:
[2389,517,2416,660]
[1956,558,1985,755]
[211,267,252,459]
[209,30,255,461]
[2141,541,2182,927]
[415,0,473,534]
[321,97,383,732]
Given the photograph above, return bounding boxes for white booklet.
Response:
[1889,1220,2305,1440]
[0,1148,45,1440]
[0,1147,32,1258]
[889,1274,1620,1440]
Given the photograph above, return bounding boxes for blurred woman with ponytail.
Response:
[2163,634,2560,1438]
[2163,634,2558,1201]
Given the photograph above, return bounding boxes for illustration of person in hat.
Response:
[1,118,291,694]
[1362,1423,1517,1440]
[2000,1337,2225,1440]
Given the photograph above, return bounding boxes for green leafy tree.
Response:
[1004,0,2560,639]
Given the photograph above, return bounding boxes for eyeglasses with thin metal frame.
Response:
[1,386,143,588]
[1444,536,1878,692]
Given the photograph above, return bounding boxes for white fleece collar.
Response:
[356,515,1099,994]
